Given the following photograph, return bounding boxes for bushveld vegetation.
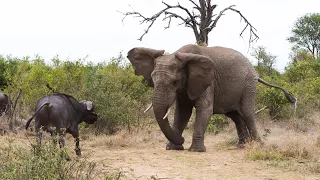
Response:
[0,13,319,179]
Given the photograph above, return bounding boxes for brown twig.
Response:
[120,0,258,46]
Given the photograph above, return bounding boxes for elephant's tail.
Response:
[258,78,297,103]
[25,102,51,130]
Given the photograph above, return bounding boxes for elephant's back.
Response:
[201,46,257,113]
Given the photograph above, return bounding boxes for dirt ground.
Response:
[1,123,319,180]
[77,129,320,180]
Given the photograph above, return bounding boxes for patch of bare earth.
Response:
[78,126,319,180]
[1,116,320,180]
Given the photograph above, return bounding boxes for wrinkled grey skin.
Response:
[25,93,98,156]
[127,44,296,152]
[0,92,11,117]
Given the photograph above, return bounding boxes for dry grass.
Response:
[1,111,320,178]
[245,111,320,174]
[83,128,168,150]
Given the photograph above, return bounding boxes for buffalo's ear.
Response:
[127,47,165,87]
[175,52,214,100]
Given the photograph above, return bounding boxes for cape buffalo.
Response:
[25,93,98,156]
[0,92,11,117]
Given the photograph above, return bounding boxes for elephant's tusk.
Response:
[163,106,171,119]
[144,103,153,113]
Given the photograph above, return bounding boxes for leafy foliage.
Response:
[287,13,320,58]
[0,138,99,180]
[2,53,152,134]
[206,115,227,134]
[251,46,278,78]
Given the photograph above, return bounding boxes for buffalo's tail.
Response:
[25,102,51,130]
[258,78,297,103]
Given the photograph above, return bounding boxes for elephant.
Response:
[25,93,98,156]
[0,92,11,117]
[127,44,296,152]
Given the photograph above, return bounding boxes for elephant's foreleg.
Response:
[226,111,250,147]
[189,105,212,152]
[166,101,193,150]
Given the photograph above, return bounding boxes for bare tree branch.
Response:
[119,1,200,41]
[120,0,259,46]
[188,0,200,9]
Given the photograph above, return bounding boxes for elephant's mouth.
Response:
[143,102,174,120]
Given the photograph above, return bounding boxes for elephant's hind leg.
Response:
[238,89,262,143]
[226,111,250,148]
[166,100,193,150]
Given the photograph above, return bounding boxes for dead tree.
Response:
[120,0,259,46]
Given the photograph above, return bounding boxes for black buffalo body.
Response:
[25,93,98,156]
[0,92,11,117]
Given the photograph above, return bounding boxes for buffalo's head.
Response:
[80,100,98,124]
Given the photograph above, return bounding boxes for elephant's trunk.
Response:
[153,94,184,145]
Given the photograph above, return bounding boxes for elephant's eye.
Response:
[172,80,179,86]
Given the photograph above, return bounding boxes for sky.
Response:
[0,0,319,72]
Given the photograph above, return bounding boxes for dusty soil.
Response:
[1,124,319,180]
[77,130,319,180]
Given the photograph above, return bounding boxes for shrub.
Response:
[206,115,227,134]
[0,137,101,180]
[2,53,152,134]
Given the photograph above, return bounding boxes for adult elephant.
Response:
[127,44,296,152]
[0,92,11,117]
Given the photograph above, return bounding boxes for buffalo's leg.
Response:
[35,128,43,145]
[71,129,81,156]
[58,131,66,149]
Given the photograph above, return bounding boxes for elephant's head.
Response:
[127,47,214,145]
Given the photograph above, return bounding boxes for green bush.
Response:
[2,53,152,134]
[206,115,227,134]
[0,138,100,180]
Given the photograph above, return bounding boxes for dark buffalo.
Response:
[25,93,98,156]
[0,92,11,117]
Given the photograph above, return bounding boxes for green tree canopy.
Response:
[251,46,278,77]
[287,13,320,58]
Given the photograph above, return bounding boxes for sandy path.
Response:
[80,131,320,180]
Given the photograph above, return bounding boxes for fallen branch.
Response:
[255,106,268,115]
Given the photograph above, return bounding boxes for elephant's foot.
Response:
[188,144,206,152]
[237,142,246,149]
[237,138,247,149]
[166,142,184,150]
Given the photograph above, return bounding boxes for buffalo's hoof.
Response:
[166,142,184,150]
[237,143,246,149]
[188,144,206,152]
[75,149,82,156]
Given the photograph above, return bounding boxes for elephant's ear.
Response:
[127,47,165,87]
[175,52,214,100]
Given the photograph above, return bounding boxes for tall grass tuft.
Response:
[0,136,105,180]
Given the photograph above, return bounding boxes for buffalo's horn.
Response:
[80,100,93,111]
[144,103,153,113]
[86,101,93,110]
